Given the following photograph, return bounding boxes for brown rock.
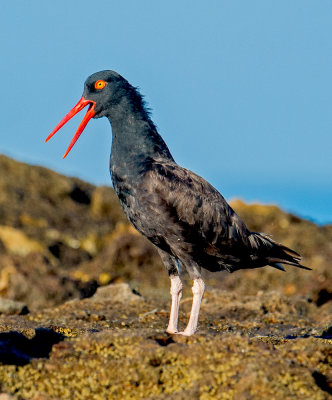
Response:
[0,298,29,315]
[91,283,143,303]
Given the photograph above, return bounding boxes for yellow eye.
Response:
[94,80,107,90]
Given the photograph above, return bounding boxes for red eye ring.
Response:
[95,80,107,90]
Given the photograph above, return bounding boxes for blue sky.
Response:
[0,1,331,224]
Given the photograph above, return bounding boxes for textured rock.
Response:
[0,226,45,256]
[0,288,330,399]
[0,394,17,400]
[91,282,143,303]
[0,298,28,315]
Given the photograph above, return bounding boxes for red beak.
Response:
[46,97,96,158]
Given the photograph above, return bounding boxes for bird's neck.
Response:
[107,97,174,169]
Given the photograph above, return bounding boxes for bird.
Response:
[46,70,310,336]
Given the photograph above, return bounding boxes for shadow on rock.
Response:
[312,371,332,396]
[0,328,65,366]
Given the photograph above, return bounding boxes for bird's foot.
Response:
[166,326,178,334]
[176,329,195,337]
[166,326,196,336]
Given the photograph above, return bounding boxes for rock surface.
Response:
[0,287,331,399]
[0,298,28,315]
[0,154,331,399]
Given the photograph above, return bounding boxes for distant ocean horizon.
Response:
[219,180,331,226]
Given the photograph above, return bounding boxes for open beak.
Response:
[46,97,96,158]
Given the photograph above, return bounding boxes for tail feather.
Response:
[270,262,286,272]
[249,232,311,271]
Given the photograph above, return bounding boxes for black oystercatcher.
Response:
[46,70,310,336]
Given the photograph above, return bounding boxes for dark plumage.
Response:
[47,70,310,336]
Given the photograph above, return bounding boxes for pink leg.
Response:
[166,275,183,334]
[178,278,205,336]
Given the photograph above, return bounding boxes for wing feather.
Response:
[140,159,251,252]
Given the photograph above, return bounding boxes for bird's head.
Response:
[46,70,130,158]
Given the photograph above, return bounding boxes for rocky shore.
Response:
[0,154,331,399]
